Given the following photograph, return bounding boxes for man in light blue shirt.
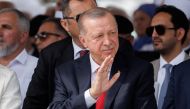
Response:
[0,8,38,106]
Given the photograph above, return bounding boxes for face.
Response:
[151,12,178,54]
[35,22,64,52]
[0,12,23,57]
[133,11,151,37]
[61,0,96,43]
[80,14,119,65]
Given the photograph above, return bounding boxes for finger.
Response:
[105,71,120,91]
[97,55,113,76]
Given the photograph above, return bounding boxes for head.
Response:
[147,5,189,55]
[0,1,15,10]
[115,15,134,44]
[0,8,29,58]
[133,4,157,37]
[35,18,68,52]
[78,7,119,65]
[60,0,97,48]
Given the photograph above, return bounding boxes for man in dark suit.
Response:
[49,7,156,109]
[163,59,190,109]
[23,0,133,109]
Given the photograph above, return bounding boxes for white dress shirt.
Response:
[156,51,186,102]
[7,49,38,105]
[84,54,111,108]
[72,39,85,60]
[0,65,21,109]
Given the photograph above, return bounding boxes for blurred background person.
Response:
[114,15,134,44]
[133,3,157,52]
[26,15,49,57]
[0,8,38,107]
[0,65,21,109]
[35,18,68,52]
[0,1,15,10]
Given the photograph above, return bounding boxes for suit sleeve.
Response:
[134,63,157,109]
[23,50,50,109]
[162,66,176,109]
[49,67,88,109]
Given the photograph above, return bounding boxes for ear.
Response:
[79,35,88,48]
[60,19,69,32]
[20,32,29,44]
[176,28,185,41]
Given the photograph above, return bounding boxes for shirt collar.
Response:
[8,49,28,66]
[89,54,100,74]
[160,51,186,68]
[72,39,83,58]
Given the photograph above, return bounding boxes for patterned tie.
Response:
[96,92,106,109]
[158,64,173,109]
[79,50,88,57]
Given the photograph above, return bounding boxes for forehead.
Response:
[38,22,57,31]
[0,12,18,24]
[68,0,96,16]
[151,12,172,26]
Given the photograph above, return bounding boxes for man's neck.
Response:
[0,48,23,66]
[72,37,85,49]
[161,48,182,63]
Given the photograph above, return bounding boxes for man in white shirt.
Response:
[0,8,38,106]
[0,65,21,109]
[148,5,190,109]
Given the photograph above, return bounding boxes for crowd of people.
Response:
[0,0,190,109]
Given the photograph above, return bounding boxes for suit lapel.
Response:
[75,54,91,93]
[105,55,128,109]
[151,59,160,81]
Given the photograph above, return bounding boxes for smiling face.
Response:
[80,13,119,65]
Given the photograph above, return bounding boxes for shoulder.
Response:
[173,59,190,71]
[41,37,72,54]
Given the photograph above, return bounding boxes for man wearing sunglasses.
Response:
[23,0,133,109]
[149,5,189,109]
[35,18,68,52]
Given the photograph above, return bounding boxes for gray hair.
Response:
[78,7,117,35]
[0,8,30,32]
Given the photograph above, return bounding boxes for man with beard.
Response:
[0,8,38,106]
[147,5,190,109]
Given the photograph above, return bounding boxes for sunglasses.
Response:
[146,25,176,36]
[63,14,80,22]
[35,32,60,40]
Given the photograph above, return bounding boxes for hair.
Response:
[0,8,30,32]
[42,17,69,36]
[30,15,49,37]
[155,5,189,44]
[78,7,117,35]
[60,0,97,16]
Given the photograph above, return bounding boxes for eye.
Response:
[1,24,12,29]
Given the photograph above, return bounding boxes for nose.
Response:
[103,36,112,45]
[35,38,42,45]
[152,28,159,38]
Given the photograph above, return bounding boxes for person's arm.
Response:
[0,70,21,109]
[23,50,50,109]
[134,63,157,109]
[49,55,120,109]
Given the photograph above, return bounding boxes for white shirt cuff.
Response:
[84,89,97,108]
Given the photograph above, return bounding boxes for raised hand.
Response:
[89,55,120,99]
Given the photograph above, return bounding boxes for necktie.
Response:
[96,92,106,109]
[79,50,88,57]
[158,64,173,109]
